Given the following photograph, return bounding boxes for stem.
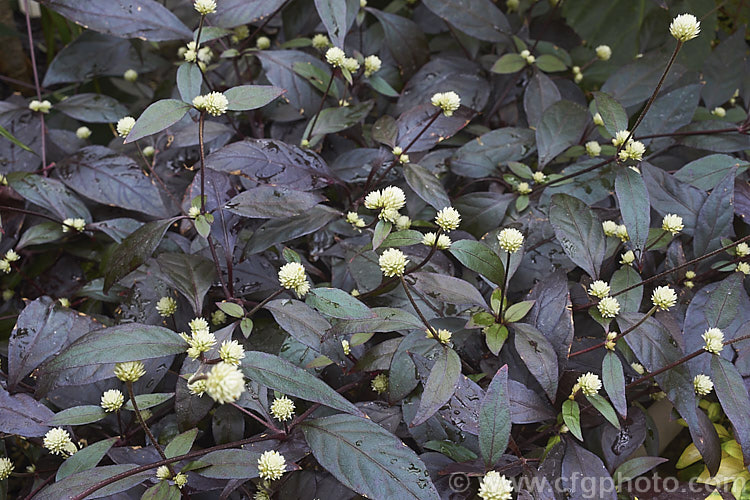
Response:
[135,142,182,211]
[23,472,55,500]
[532,156,615,193]
[305,72,335,142]
[0,205,61,224]
[207,235,232,299]
[229,402,280,432]
[126,382,173,474]
[568,305,657,358]
[400,275,437,336]
[246,288,285,317]
[23,0,46,173]
[635,126,745,140]
[497,252,511,323]
[198,112,207,214]
[71,432,285,500]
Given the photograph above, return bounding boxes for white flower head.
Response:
[256,36,271,50]
[615,224,629,242]
[143,146,155,157]
[76,126,92,139]
[364,55,382,77]
[588,280,610,299]
[100,389,124,412]
[174,473,188,488]
[670,13,701,42]
[342,57,360,73]
[380,186,406,211]
[498,227,524,253]
[194,92,228,116]
[325,47,346,67]
[612,130,631,147]
[29,100,52,113]
[662,214,684,235]
[379,248,408,277]
[618,140,646,162]
[422,232,452,250]
[311,34,330,50]
[478,470,513,500]
[702,328,724,354]
[0,457,14,480]
[364,189,382,209]
[602,220,618,237]
[593,113,604,126]
[620,250,635,265]
[630,362,645,375]
[711,106,726,118]
[62,217,86,233]
[595,45,612,61]
[371,373,388,394]
[194,0,217,15]
[123,69,138,82]
[346,211,366,229]
[219,340,245,366]
[516,182,532,195]
[598,296,620,318]
[278,262,310,297]
[506,0,519,12]
[43,428,77,456]
[116,116,135,138]
[734,242,750,257]
[4,250,19,263]
[737,261,750,275]
[188,378,207,396]
[395,215,411,231]
[156,296,177,316]
[205,362,245,404]
[114,361,146,382]
[585,141,601,157]
[341,339,351,355]
[426,328,452,344]
[257,450,286,480]
[651,285,677,311]
[435,206,461,232]
[532,171,546,183]
[693,374,714,396]
[155,465,171,480]
[270,395,295,421]
[577,372,602,396]
[431,91,461,116]
[0,260,10,274]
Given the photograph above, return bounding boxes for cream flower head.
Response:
[435,206,461,232]
[651,285,677,311]
[576,372,602,396]
[597,296,620,318]
[620,250,635,265]
[205,362,245,404]
[219,340,245,366]
[116,116,135,138]
[257,450,286,480]
[379,248,408,277]
[325,47,346,67]
[431,91,461,116]
[156,296,177,317]
[612,130,630,147]
[585,141,602,157]
[270,395,295,421]
[194,0,217,15]
[371,373,388,394]
[595,45,612,61]
[426,328,452,344]
[601,220,618,237]
[0,458,14,481]
[364,55,382,77]
[43,427,77,456]
[661,214,684,235]
[702,328,724,354]
[76,126,92,139]
[193,92,229,116]
[498,227,524,253]
[669,13,701,42]
[114,361,146,382]
[693,374,713,396]
[478,470,513,500]
[156,465,171,480]
[588,280,610,299]
[278,262,310,297]
[618,140,646,161]
[422,232,452,250]
[311,34,330,50]
[100,389,124,412]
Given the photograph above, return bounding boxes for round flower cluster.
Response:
[62,217,86,233]
[180,317,217,359]
[256,36,271,50]
[371,373,388,394]
[379,248,408,277]
[734,242,750,257]
[100,389,124,412]
[365,186,406,223]
[478,470,513,500]
[588,280,610,299]
[270,395,295,421]
[156,296,177,317]
[205,362,245,404]
[595,44,612,61]
[426,328,452,344]
[346,211,366,230]
[597,296,621,319]
[219,340,245,366]
[123,69,138,82]
[585,141,601,157]
[188,378,207,396]
[174,473,188,488]
[620,250,635,266]
[0,250,19,275]
[693,374,714,396]
[593,113,604,126]
[257,450,286,481]
[278,262,311,297]
[669,13,701,42]
[422,232,452,250]
[43,427,77,456]
[114,360,146,382]
[116,116,135,138]
[498,227,524,253]
[612,130,631,147]
[341,339,351,355]
[29,99,52,113]
[193,92,229,116]
[364,55,381,77]
[651,286,677,311]
[395,214,411,230]
[76,126,92,139]
[519,49,535,64]
[311,34,330,50]
[516,182,532,195]
[662,214,684,235]
[182,41,213,67]
[156,465,171,480]
[532,171,546,184]
[711,107,726,118]
[618,139,646,162]
[431,91,461,116]
[325,47,359,73]
[194,0,216,15]
[0,457,13,480]
[737,262,750,275]
[702,328,724,354]
[575,372,602,397]
[435,206,461,232]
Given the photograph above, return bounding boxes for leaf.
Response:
[56,146,173,217]
[381,230,424,248]
[0,123,34,152]
[122,393,174,411]
[610,266,642,314]
[701,29,747,109]
[504,300,535,323]
[593,92,628,137]
[524,71,561,128]
[388,333,441,402]
[265,298,330,348]
[638,84,701,139]
[513,323,558,401]
[562,399,583,440]
[536,100,588,166]
[403,163,450,210]
[49,405,106,426]
[7,172,91,221]
[325,307,423,337]
[602,352,627,417]
[585,394,620,430]
[711,356,750,464]
[54,93,129,123]
[301,414,440,500]
[240,351,363,416]
[526,271,574,366]
[535,54,568,72]
[372,220,391,251]
[206,138,333,191]
[675,154,745,191]
[549,193,606,279]
[123,99,190,143]
[509,379,555,424]
[422,0,509,41]
[306,287,372,319]
[372,115,398,147]
[613,456,668,483]
[679,120,750,153]
[0,387,54,437]
[643,163,706,236]
[165,428,198,458]
[491,53,527,74]
[224,85,285,111]
[157,253,216,315]
[314,0,357,48]
[176,63,202,103]
[411,272,487,307]
[198,449,262,479]
[411,348,462,426]
[33,464,150,500]
[39,0,192,41]
[449,239,505,287]
[693,168,736,258]
[369,9,429,77]
[479,366,511,466]
[208,0,286,29]
[601,51,687,107]
[615,167,650,254]
[57,437,118,481]
[453,192,514,237]
[561,439,617,500]
[141,482,181,500]
[104,217,178,292]
[245,205,340,254]
[37,324,186,395]
[395,104,471,154]
[485,324,507,356]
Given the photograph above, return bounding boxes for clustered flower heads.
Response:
[194,0,216,15]
[156,296,177,316]
[278,262,311,297]
[515,182,532,195]
[182,41,213,66]
[219,340,245,365]
[346,211,366,230]
[180,317,217,359]
[364,55,381,77]
[661,214,684,235]
[205,361,245,404]
[379,248,408,277]
[435,206,461,232]
[0,457,13,480]
[575,372,602,397]
[702,327,724,354]
[270,395,295,421]
[311,33,329,50]
[100,389,124,412]
[693,374,714,396]
[43,427,77,456]
[618,139,646,162]
[651,285,677,311]
[76,126,92,139]
[29,99,52,113]
[735,242,750,257]
[116,116,135,138]
[478,470,514,500]
[431,91,461,116]
[364,186,406,223]
[325,47,359,73]
[62,217,86,233]
[422,232,452,250]
[114,360,146,382]
[426,328,452,344]
[498,227,524,253]
[585,141,601,157]
[0,249,19,275]
[588,280,610,299]
[257,450,286,480]
[669,13,701,42]
[597,296,620,319]
[193,92,229,116]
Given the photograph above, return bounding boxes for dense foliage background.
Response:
[1,0,749,498]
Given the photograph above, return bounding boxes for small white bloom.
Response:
[257,450,286,480]
[346,211,366,229]
[364,189,382,209]
[155,465,171,480]
[662,214,684,235]
[506,0,519,12]
[577,372,602,396]
[43,428,77,456]
[156,296,177,316]
[595,45,612,61]
[736,262,750,275]
[734,242,750,257]
[520,50,530,59]
[612,130,630,147]
[256,36,271,50]
[193,92,229,116]
[114,361,146,382]
[270,395,295,421]
[593,113,604,126]
[205,362,245,404]
[325,47,346,68]
[100,389,124,412]
[435,206,461,231]
[194,0,217,15]
[588,280,610,299]
[516,182,532,195]
[620,250,635,265]
[430,91,461,116]
[630,362,645,375]
[116,116,135,138]
[702,328,724,354]
[174,473,188,488]
[341,339,351,355]
[4,250,19,263]
[187,378,207,396]
[669,13,701,42]
[76,126,92,139]
[364,55,381,77]
[395,215,411,231]
[426,328,452,344]
[123,69,138,82]
[597,296,620,318]
[651,286,677,311]
[379,248,408,277]
[498,228,524,253]
[615,224,629,242]
[711,106,726,118]
[380,186,406,211]
[312,34,330,50]
[219,340,245,366]
[29,99,52,113]
[342,57,360,73]
[0,260,10,274]
[532,171,546,183]
[142,146,155,157]
[62,217,86,233]
[585,141,601,157]
[278,262,310,297]
[371,373,388,394]
[422,232,451,250]
[602,220,618,237]
[618,140,646,162]
[478,470,513,500]
[0,457,14,480]
[693,374,714,396]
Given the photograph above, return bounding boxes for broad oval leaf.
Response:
[57,437,118,481]
[451,127,536,178]
[157,252,216,315]
[411,272,487,308]
[0,386,54,437]
[34,464,150,500]
[403,163,450,210]
[479,365,511,467]
[7,172,91,221]
[208,0,286,29]
[306,287,372,319]
[224,85,285,111]
[325,307,423,337]
[198,449,262,479]
[513,323,558,401]
[536,100,588,166]
[225,186,324,218]
[411,347,461,426]
[593,92,628,137]
[549,193,606,279]
[602,352,627,418]
[711,356,750,464]
[615,167,650,254]
[124,99,190,143]
[55,93,129,123]
[301,414,440,500]
[314,0,358,48]
[449,239,505,287]
[422,0,509,41]
[49,405,106,426]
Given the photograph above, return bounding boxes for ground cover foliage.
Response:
[0,0,750,498]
